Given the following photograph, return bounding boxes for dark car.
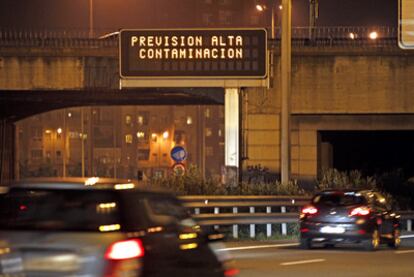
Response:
[0,178,237,277]
[299,189,401,251]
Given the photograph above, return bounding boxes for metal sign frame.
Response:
[119,28,268,81]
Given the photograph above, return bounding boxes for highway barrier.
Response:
[180,195,414,239]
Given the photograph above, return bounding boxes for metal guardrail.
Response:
[180,195,414,239]
[0,26,400,49]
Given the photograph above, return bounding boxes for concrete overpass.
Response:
[1,28,414,184]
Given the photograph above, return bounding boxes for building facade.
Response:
[16,105,225,180]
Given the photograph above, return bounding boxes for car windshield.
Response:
[0,188,120,231]
[312,193,367,206]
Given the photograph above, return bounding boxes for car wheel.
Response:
[387,229,401,249]
[300,238,312,250]
[363,229,380,251]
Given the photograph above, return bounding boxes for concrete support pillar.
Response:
[225,88,239,185]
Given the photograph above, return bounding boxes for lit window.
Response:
[205,128,212,137]
[125,134,133,144]
[125,115,132,125]
[205,108,211,118]
[186,116,193,125]
[136,132,145,139]
[137,116,144,125]
[137,112,149,125]
[218,129,223,137]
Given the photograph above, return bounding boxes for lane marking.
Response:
[280,259,325,266]
[395,250,414,254]
[218,243,299,252]
[218,235,414,252]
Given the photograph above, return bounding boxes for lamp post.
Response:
[309,0,319,40]
[257,1,291,184]
[89,0,94,38]
[280,0,291,185]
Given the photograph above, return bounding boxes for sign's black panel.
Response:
[119,29,267,78]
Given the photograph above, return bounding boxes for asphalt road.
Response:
[221,235,414,277]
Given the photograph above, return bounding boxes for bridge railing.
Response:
[180,195,414,239]
[0,26,399,49]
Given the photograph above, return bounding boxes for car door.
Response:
[142,193,223,277]
[373,193,393,236]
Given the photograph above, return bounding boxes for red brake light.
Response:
[105,239,144,260]
[350,206,370,216]
[224,268,240,277]
[301,205,318,215]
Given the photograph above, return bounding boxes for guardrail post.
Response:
[233,207,238,239]
[408,219,412,232]
[250,207,255,238]
[281,206,287,235]
[214,207,219,230]
[266,206,272,237]
[194,208,200,215]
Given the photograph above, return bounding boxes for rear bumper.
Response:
[300,220,375,243]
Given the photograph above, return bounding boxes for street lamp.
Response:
[369,31,378,40]
[256,3,283,39]
[255,1,291,184]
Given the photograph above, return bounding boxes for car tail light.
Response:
[104,239,144,277]
[349,206,370,216]
[224,268,240,276]
[105,239,144,260]
[301,205,318,215]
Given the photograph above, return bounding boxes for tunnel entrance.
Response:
[318,131,414,177]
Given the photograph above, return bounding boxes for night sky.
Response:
[0,0,397,30]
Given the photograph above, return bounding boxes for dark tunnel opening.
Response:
[319,131,414,178]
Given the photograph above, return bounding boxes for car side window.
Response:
[144,194,194,227]
[120,192,150,230]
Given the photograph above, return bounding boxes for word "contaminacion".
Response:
[131,35,244,60]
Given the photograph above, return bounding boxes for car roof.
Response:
[318,189,373,195]
[2,177,169,194]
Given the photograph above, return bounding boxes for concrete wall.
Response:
[0,56,84,89]
[244,50,414,182]
[292,54,414,113]
[0,47,117,90]
[2,47,414,183]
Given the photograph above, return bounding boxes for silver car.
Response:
[0,178,236,277]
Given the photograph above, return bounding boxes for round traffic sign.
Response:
[172,163,186,176]
[170,146,187,162]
